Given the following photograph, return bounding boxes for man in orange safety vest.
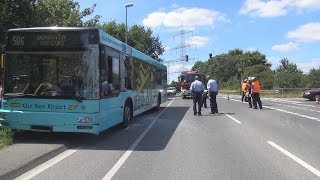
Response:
[251,77,262,109]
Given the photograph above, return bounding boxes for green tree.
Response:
[191,61,207,73]
[168,80,180,91]
[242,65,274,89]
[306,67,320,88]
[32,0,100,27]
[0,0,35,46]
[191,49,273,89]
[274,58,305,88]
[100,21,165,61]
[0,0,99,46]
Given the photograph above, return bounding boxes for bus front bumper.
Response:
[0,110,100,135]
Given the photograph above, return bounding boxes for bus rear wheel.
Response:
[122,102,132,128]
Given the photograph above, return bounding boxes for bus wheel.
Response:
[122,102,132,128]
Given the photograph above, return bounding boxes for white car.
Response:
[167,87,177,95]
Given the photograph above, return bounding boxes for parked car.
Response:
[302,88,320,100]
[167,87,177,96]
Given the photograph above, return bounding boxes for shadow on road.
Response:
[9,106,190,152]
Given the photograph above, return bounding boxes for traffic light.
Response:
[185,55,188,62]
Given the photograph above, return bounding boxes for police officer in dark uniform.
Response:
[190,76,204,115]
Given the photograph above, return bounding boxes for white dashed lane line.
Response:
[267,141,320,178]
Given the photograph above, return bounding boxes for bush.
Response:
[0,128,13,149]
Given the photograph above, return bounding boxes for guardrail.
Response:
[219,88,317,98]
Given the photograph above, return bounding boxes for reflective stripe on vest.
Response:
[252,81,261,93]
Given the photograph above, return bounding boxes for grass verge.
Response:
[0,128,13,149]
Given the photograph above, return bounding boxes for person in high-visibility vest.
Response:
[241,79,247,102]
[245,79,252,108]
[251,77,262,109]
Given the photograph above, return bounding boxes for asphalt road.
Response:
[14,95,320,180]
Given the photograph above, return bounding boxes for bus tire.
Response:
[122,101,132,128]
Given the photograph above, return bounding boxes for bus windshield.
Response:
[4,52,99,99]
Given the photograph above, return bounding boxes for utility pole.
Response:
[164,23,197,83]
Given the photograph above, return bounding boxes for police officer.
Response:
[251,77,262,109]
[190,76,204,115]
[207,75,219,114]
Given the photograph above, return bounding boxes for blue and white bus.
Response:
[0,27,167,134]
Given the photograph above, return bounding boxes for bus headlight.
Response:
[0,113,7,120]
[77,117,92,123]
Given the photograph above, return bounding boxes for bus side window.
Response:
[100,46,120,97]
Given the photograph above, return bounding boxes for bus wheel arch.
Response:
[122,98,133,128]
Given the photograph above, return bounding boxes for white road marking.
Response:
[263,98,320,109]
[15,99,175,180]
[15,149,78,180]
[263,106,320,121]
[225,114,242,124]
[266,101,320,113]
[102,99,175,180]
[263,98,303,104]
[227,98,320,122]
[267,141,320,178]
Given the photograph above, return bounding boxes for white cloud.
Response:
[143,7,228,29]
[267,56,281,68]
[267,56,320,73]
[291,0,320,9]
[271,42,299,51]
[185,36,210,47]
[287,22,320,42]
[239,0,288,18]
[167,63,193,73]
[297,58,320,73]
[240,0,320,18]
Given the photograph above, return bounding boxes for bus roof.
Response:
[181,70,201,74]
[7,27,167,70]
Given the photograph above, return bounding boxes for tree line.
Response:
[188,49,320,90]
[0,0,164,61]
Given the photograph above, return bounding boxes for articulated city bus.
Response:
[0,27,167,134]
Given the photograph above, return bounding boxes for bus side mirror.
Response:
[178,76,180,82]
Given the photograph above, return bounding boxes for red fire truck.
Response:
[179,70,204,99]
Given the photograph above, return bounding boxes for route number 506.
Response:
[12,35,24,46]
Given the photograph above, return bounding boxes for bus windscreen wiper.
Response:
[4,93,38,99]
[73,95,85,102]
[3,93,28,99]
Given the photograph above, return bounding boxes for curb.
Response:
[0,144,67,180]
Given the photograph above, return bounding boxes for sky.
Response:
[78,0,320,83]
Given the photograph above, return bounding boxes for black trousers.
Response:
[193,92,202,114]
[241,91,246,102]
[252,93,262,109]
[202,93,207,108]
[209,91,218,113]
[247,96,252,107]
